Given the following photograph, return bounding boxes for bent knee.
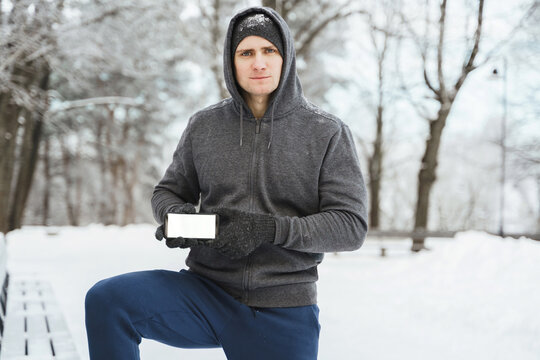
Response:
[85,272,151,315]
[85,275,130,313]
[85,279,112,313]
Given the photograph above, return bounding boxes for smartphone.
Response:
[165,213,219,239]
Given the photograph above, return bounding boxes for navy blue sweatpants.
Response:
[85,269,320,359]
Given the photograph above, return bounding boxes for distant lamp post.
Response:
[491,58,508,237]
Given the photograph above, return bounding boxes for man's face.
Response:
[234,36,283,99]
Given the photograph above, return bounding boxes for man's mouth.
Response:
[250,76,271,80]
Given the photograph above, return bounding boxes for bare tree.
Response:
[195,0,235,100]
[398,0,485,251]
[0,0,163,232]
[358,1,401,230]
[0,1,60,233]
[263,0,364,56]
[262,0,367,104]
[59,133,82,226]
[504,1,540,232]
[41,134,52,225]
[3,0,198,229]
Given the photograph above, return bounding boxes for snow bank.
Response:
[6,226,540,359]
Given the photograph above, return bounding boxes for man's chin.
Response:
[247,88,277,97]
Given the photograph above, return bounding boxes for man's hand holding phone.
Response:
[154,203,207,248]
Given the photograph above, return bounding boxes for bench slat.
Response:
[0,277,79,360]
[27,314,48,336]
[47,313,70,333]
[0,333,25,356]
[28,336,53,355]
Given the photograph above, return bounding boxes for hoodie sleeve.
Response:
[273,123,368,253]
[151,119,200,224]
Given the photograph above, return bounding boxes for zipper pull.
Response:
[255,118,261,134]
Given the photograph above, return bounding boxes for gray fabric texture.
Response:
[151,6,368,307]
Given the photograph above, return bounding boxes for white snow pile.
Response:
[5,226,539,360]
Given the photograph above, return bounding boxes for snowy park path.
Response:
[5,225,540,360]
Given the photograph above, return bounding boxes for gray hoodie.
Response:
[151,6,368,307]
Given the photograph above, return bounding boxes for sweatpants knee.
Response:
[85,279,110,315]
[85,276,143,357]
[85,277,129,317]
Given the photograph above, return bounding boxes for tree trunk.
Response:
[42,135,51,226]
[106,108,118,225]
[59,137,73,225]
[262,0,278,10]
[120,158,135,226]
[369,104,383,229]
[60,136,80,226]
[74,137,82,224]
[202,0,228,100]
[262,0,287,17]
[536,175,540,233]
[409,0,483,251]
[0,54,50,232]
[9,109,44,230]
[9,66,49,229]
[412,103,452,251]
[121,134,142,225]
[0,92,22,233]
[95,116,109,224]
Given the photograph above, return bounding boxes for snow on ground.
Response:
[5,225,540,359]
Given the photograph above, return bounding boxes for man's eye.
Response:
[266,48,276,53]
[241,51,252,56]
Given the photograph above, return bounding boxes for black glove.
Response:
[209,208,276,259]
[154,203,203,248]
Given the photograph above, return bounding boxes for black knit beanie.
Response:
[232,13,284,58]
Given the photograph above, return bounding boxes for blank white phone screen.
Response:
[165,213,217,239]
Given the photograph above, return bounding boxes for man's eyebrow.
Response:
[236,48,254,53]
[235,45,277,53]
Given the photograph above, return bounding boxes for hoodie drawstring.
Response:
[239,105,244,146]
[267,102,275,149]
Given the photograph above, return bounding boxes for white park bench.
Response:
[0,233,79,359]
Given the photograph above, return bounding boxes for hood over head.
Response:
[223,7,303,148]
[232,13,284,60]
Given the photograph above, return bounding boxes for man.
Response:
[85,6,367,360]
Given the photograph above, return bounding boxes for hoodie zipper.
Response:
[255,118,261,134]
[249,118,261,210]
[242,255,252,303]
[243,118,262,303]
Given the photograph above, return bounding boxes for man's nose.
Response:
[252,52,266,70]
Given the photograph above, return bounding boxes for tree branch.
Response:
[46,96,145,116]
[454,0,484,96]
[423,67,439,97]
[296,7,366,57]
[399,7,439,98]
[437,0,447,100]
